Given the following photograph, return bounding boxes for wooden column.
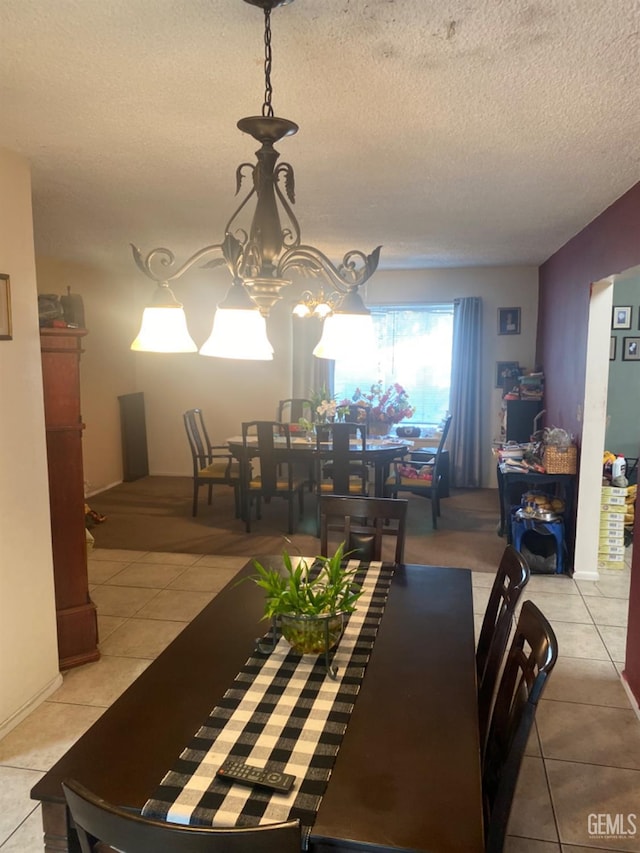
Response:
[40,328,99,669]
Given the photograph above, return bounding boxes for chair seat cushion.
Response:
[386,475,434,489]
[249,477,304,491]
[198,461,232,479]
[318,480,367,494]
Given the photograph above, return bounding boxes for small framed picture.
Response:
[612,306,632,330]
[0,274,12,340]
[622,337,640,361]
[496,361,520,389]
[610,337,616,360]
[498,307,521,335]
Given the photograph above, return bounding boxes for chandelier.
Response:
[130,0,381,361]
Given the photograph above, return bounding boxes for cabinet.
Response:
[41,328,99,669]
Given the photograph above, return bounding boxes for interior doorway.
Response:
[575,265,639,580]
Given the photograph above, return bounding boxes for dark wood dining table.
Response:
[226,434,410,498]
[31,559,484,853]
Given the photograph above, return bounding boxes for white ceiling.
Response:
[1,0,639,277]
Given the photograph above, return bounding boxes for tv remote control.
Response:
[216,760,295,793]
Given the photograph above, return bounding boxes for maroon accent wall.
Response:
[537,180,640,706]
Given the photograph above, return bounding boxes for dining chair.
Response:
[62,778,301,853]
[319,495,408,563]
[384,414,452,529]
[277,398,315,486]
[476,545,530,754]
[482,600,558,853]
[241,421,306,534]
[315,422,369,496]
[183,408,240,518]
[314,422,369,536]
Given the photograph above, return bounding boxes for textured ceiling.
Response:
[1,0,639,276]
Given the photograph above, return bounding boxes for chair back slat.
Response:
[482,600,558,853]
[62,778,301,853]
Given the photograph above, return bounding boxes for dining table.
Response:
[31,558,484,853]
[226,434,411,499]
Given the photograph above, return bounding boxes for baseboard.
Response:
[0,673,64,740]
[86,480,122,498]
[86,475,192,498]
[620,670,640,721]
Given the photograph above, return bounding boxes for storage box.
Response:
[599,510,625,522]
[599,519,625,533]
[601,485,628,498]
[597,558,626,571]
[601,495,626,507]
[598,544,626,558]
[543,445,577,474]
[598,535,624,549]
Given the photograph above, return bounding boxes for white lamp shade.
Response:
[199,308,274,360]
[313,312,376,360]
[292,302,311,318]
[130,305,198,353]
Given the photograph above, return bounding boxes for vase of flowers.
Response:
[350,382,415,432]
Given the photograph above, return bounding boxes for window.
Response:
[333,304,454,425]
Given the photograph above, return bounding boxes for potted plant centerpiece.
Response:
[248,544,363,655]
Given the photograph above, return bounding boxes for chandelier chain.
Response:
[262,8,274,118]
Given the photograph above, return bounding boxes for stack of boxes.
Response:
[599,485,627,570]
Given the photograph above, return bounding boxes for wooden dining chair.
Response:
[277,398,315,486]
[241,421,306,534]
[384,414,452,529]
[319,495,408,563]
[315,422,369,496]
[62,778,301,853]
[314,422,369,536]
[482,600,558,853]
[476,545,530,754]
[183,408,240,518]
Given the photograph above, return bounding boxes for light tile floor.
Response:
[0,547,637,852]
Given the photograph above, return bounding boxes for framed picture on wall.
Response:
[622,337,640,361]
[0,274,12,340]
[612,306,632,329]
[496,361,520,389]
[610,337,616,360]
[497,307,521,335]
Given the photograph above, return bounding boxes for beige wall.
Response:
[36,258,138,495]
[0,148,61,735]
[49,261,537,492]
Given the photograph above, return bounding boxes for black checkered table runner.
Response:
[142,560,393,837]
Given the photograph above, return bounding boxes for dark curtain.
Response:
[292,317,333,400]
[450,297,482,487]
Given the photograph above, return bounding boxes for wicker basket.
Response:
[543,445,577,474]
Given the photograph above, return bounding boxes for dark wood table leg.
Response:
[40,802,77,852]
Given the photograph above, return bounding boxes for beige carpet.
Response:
[88,476,506,572]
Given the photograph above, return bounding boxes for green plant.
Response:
[249,543,363,620]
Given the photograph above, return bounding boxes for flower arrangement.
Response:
[351,382,415,425]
